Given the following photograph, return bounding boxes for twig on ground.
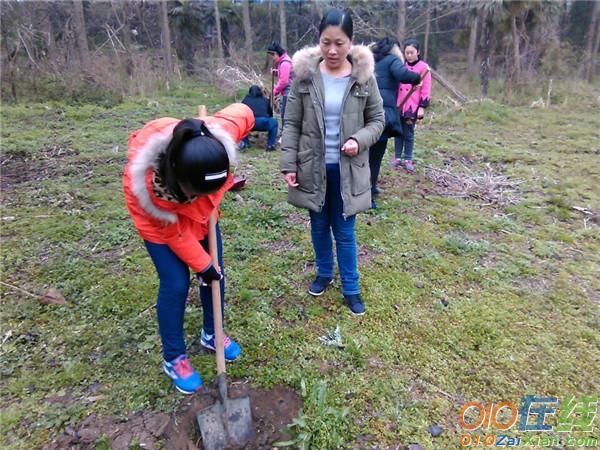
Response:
[423,163,523,206]
[0,280,41,299]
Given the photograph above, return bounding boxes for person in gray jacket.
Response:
[280,9,384,315]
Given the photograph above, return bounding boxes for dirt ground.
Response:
[44,383,301,450]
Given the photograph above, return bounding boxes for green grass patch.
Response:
[1,82,599,449]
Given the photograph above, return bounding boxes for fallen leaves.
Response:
[39,288,66,306]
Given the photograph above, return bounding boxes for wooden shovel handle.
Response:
[208,211,226,375]
[397,68,430,111]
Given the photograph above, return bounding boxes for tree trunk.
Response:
[72,0,90,71]
[40,3,56,60]
[396,0,406,43]
[585,0,600,81]
[268,0,273,42]
[112,0,134,78]
[159,0,173,74]
[423,1,431,61]
[480,10,493,97]
[214,0,224,59]
[1,24,18,101]
[592,15,600,81]
[279,0,287,50]
[431,69,468,103]
[467,10,479,75]
[242,0,253,59]
[511,14,521,82]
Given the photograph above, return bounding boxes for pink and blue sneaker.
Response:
[163,354,203,394]
[200,330,242,362]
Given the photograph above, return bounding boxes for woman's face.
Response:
[319,25,352,70]
[404,45,419,63]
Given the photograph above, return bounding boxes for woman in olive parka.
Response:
[280,9,384,315]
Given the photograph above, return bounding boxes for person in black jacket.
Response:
[240,85,279,151]
[368,37,420,208]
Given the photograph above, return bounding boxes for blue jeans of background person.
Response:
[394,119,415,160]
[145,223,224,362]
[242,117,279,148]
[280,85,291,125]
[369,138,388,196]
[309,164,359,296]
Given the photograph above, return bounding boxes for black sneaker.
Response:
[344,294,365,316]
[266,145,276,152]
[308,276,333,296]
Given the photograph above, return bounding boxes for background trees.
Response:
[1,0,598,103]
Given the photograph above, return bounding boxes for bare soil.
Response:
[44,383,301,450]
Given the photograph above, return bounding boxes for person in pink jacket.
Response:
[393,38,432,174]
[267,41,293,123]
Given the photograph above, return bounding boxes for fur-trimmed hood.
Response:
[292,44,375,85]
[368,42,405,64]
[127,119,238,224]
[389,44,404,63]
[123,104,254,272]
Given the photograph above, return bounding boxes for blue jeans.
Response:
[394,119,415,160]
[309,164,359,296]
[280,85,291,125]
[242,117,279,148]
[369,139,387,195]
[144,223,224,362]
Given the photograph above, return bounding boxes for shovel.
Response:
[197,211,255,449]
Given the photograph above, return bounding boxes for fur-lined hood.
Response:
[292,44,375,85]
[368,42,404,63]
[389,44,404,63]
[127,119,237,224]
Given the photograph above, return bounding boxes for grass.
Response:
[1,79,599,449]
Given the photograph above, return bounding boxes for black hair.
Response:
[403,38,421,53]
[158,119,230,202]
[248,85,263,97]
[267,41,286,56]
[318,9,353,40]
[372,37,400,62]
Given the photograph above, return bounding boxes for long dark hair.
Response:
[372,37,399,62]
[318,9,353,40]
[158,119,229,202]
[403,38,421,53]
[267,41,286,56]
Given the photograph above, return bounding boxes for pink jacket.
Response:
[396,59,431,121]
[273,53,293,96]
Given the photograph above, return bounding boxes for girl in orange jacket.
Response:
[123,104,254,394]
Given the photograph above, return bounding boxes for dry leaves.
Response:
[423,163,523,206]
[39,288,66,305]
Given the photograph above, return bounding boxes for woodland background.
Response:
[1,0,599,105]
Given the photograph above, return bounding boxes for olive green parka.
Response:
[280,45,385,217]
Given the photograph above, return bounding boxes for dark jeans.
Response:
[144,223,224,362]
[280,85,291,125]
[309,164,359,295]
[369,139,387,196]
[395,120,415,160]
[242,116,279,148]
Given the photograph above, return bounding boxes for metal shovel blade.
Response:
[196,375,255,449]
[223,394,255,446]
[197,400,228,450]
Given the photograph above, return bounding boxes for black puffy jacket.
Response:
[241,85,273,119]
[373,53,420,137]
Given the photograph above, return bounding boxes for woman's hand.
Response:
[417,107,425,119]
[284,172,299,187]
[341,138,359,157]
[197,263,222,285]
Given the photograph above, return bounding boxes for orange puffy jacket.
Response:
[123,103,254,272]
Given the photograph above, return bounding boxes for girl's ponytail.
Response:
[159,119,229,202]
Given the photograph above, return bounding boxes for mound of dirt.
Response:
[44,383,301,450]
